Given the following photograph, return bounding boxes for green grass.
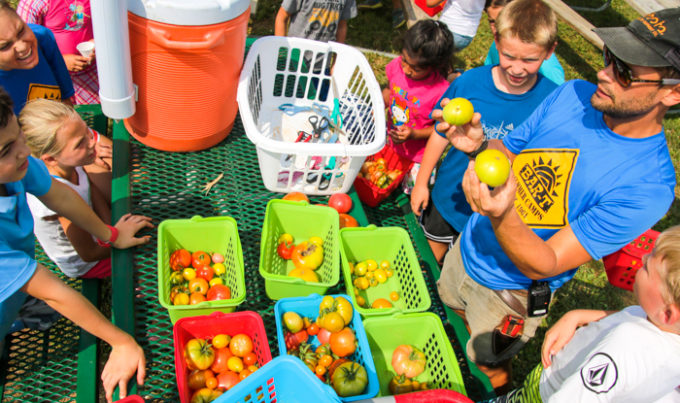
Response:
[250,0,680,390]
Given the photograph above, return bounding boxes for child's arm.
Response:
[274,7,291,36]
[541,309,615,368]
[410,132,449,216]
[58,215,110,262]
[37,179,152,248]
[21,263,145,403]
[382,87,391,108]
[336,19,348,44]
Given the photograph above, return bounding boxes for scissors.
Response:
[278,102,331,118]
[308,115,329,140]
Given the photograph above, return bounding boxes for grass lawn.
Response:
[251,0,679,392]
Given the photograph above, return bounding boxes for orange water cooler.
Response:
[124,0,250,152]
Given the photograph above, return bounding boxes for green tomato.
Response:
[475,149,511,187]
[331,361,368,397]
[442,97,474,126]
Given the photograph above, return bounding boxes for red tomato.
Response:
[210,347,233,373]
[339,213,359,228]
[189,278,210,295]
[317,327,332,345]
[229,334,253,357]
[243,352,258,366]
[206,284,231,301]
[196,265,214,281]
[330,327,357,357]
[170,249,191,271]
[216,370,240,390]
[192,251,211,269]
[276,241,295,260]
[328,193,352,214]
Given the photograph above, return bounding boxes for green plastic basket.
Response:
[362,312,467,397]
[157,215,246,323]
[340,225,431,316]
[259,199,340,299]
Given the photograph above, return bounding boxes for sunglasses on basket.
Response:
[603,46,680,88]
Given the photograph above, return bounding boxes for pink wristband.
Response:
[96,225,118,247]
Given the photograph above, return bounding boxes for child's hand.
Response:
[410,184,429,216]
[389,126,412,144]
[112,213,154,249]
[94,141,113,170]
[63,54,91,72]
[101,335,146,403]
[541,311,580,368]
[462,160,516,219]
[432,99,484,153]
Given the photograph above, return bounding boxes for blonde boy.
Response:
[485,226,680,402]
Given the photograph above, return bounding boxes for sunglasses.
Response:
[603,46,680,87]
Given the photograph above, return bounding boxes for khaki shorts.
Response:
[436,238,546,366]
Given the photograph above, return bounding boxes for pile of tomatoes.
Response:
[349,259,399,309]
[168,249,231,306]
[389,344,429,395]
[276,234,325,283]
[281,296,369,397]
[183,333,259,402]
[358,158,402,189]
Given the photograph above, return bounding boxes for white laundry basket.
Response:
[237,36,385,195]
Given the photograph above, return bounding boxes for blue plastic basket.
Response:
[273,293,380,401]
[213,355,340,403]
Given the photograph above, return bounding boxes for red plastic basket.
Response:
[173,311,272,403]
[115,396,144,403]
[602,229,659,291]
[414,0,444,16]
[353,144,414,207]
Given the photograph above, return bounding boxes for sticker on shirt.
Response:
[391,97,409,127]
[305,5,341,38]
[482,121,514,140]
[65,2,89,31]
[513,149,578,228]
[27,84,62,102]
[580,352,618,394]
[389,84,421,128]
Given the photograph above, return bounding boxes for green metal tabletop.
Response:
[110,112,494,401]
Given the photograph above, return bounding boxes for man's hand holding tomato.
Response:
[431,98,485,154]
[462,160,517,219]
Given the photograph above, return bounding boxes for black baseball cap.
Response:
[593,8,680,71]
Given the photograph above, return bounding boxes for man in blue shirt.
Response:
[433,8,680,391]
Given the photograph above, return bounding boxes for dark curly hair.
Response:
[0,88,14,129]
[400,20,455,78]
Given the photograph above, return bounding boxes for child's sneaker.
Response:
[392,8,406,28]
[358,0,383,9]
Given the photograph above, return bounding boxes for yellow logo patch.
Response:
[513,149,579,229]
[26,84,62,102]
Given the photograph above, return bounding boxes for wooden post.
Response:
[542,0,603,49]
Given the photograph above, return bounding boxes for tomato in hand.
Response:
[206,284,231,301]
[328,193,352,213]
[170,249,192,271]
[192,251,211,269]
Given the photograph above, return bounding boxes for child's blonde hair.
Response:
[495,0,557,50]
[19,99,81,158]
[651,226,680,307]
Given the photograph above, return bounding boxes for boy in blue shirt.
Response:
[434,7,680,392]
[0,87,152,403]
[410,0,558,265]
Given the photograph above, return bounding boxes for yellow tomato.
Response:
[182,268,197,281]
[289,267,319,282]
[354,262,368,276]
[209,277,224,287]
[308,236,324,246]
[365,271,374,280]
[386,269,394,278]
[320,312,345,333]
[348,262,355,275]
[389,291,400,301]
[212,334,231,349]
[380,260,391,270]
[366,259,378,272]
[369,277,379,287]
[354,277,369,290]
[173,293,189,305]
[227,356,244,373]
[375,268,388,283]
[248,365,259,373]
[212,263,226,276]
[356,295,366,307]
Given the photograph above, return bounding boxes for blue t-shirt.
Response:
[0,157,52,338]
[461,80,676,292]
[0,24,74,115]
[485,41,565,86]
[431,65,558,232]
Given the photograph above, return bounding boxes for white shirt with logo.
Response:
[540,306,680,402]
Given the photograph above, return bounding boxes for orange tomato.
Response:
[243,352,258,366]
[339,213,358,228]
[205,376,218,390]
[329,327,356,357]
[229,334,254,357]
[189,292,206,305]
[319,354,333,367]
[282,192,309,203]
[371,298,393,309]
[389,291,400,301]
[239,369,252,380]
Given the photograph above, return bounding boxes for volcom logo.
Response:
[581,353,618,394]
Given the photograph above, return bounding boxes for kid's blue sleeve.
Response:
[23,157,52,197]
[33,24,74,99]
[0,245,37,338]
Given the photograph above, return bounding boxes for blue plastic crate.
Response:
[214,355,340,403]
[274,293,380,401]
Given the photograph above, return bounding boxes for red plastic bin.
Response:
[173,311,272,403]
[414,0,444,16]
[602,229,659,291]
[365,389,473,402]
[115,396,144,403]
[354,144,414,207]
